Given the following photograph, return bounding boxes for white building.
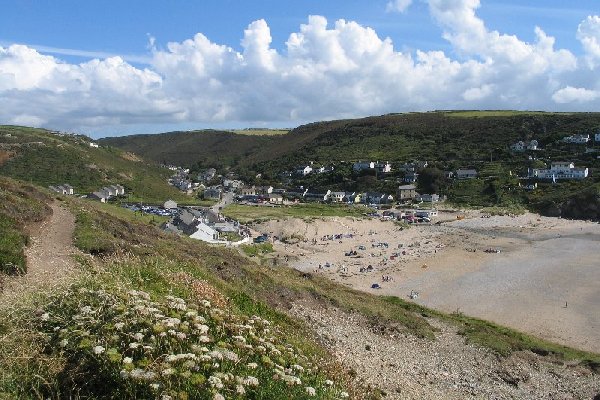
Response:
[295,165,313,176]
[531,162,588,180]
[510,140,538,151]
[353,161,392,173]
[562,134,590,144]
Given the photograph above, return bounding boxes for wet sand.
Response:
[252,212,600,353]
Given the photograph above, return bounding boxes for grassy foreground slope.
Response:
[0,126,193,203]
[1,181,599,398]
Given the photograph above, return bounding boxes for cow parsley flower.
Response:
[93,346,105,355]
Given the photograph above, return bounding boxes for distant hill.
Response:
[0,126,194,203]
[99,111,600,170]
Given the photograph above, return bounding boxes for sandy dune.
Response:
[252,212,600,353]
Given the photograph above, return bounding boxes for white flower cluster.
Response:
[41,287,343,398]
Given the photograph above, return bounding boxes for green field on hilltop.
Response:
[230,129,289,136]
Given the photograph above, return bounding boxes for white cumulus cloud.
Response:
[0,3,600,135]
[552,86,600,103]
[386,0,413,13]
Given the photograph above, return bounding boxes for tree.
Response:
[417,167,446,194]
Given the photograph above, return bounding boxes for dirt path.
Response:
[0,202,80,305]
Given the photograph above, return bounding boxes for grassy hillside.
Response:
[99,130,281,169]
[0,126,196,203]
[100,112,600,170]
[0,177,52,274]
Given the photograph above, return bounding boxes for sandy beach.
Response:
[251,211,600,354]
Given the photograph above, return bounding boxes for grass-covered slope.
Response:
[99,111,600,170]
[98,130,281,169]
[0,125,194,203]
[0,177,52,274]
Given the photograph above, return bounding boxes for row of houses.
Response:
[529,162,588,180]
[88,184,125,202]
[510,140,539,151]
[49,184,74,195]
[292,164,335,176]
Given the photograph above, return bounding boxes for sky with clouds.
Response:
[1,1,599,138]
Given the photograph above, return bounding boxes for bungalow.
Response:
[295,165,313,176]
[204,187,222,200]
[304,189,331,202]
[416,193,440,202]
[562,134,590,144]
[89,191,110,203]
[268,193,284,204]
[89,142,99,148]
[255,186,274,195]
[164,199,178,209]
[403,171,418,183]
[397,185,417,201]
[364,192,394,205]
[510,140,538,151]
[240,186,256,196]
[49,184,74,195]
[456,169,478,179]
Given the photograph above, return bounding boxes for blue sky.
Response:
[1,1,599,137]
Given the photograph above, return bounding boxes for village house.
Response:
[223,179,244,190]
[89,190,110,203]
[89,142,99,148]
[353,161,392,173]
[330,191,355,203]
[531,162,588,180]
[295,165,313,176]
[562,134,590,144]
[49,184,74,195]
[203,187,222,200]
[285,187,308,199]
[397,184,417,201]
[456,169,478,179]
[240,186,256,196]
[304,189,331,202]
[364,192,394,205]
[164,199,178,209]
[255,186,274,195]
[316,166,335,173]
[416,193,440,202]
[510,140,538,151]
[268,193,284,204]
[403,171,419,183]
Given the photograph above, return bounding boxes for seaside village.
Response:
[47,131,598,246]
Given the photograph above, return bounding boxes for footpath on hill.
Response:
[0,202,81,306]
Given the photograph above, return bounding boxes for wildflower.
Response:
[292,364,304,372]
[325,379,333,386]
[93,346,105,355]
[40,313,50,321]
[208,351,223,360]
[80,306,93,314]
[244,376,259,387]
[115,322,125,330]
[199,335,211,343]
[161,395,172,400]
[123,357,133,364]
[236,384,246,395]
[214,394,225,400]
[201,300,211,307]
[120,370,129,379]
[161,368,175,376]
[60,339,69,348]
[247,362,258,369]
[195,324,209,334]
[340,392,349,398]
[129,342,140,349]
[232,335,246,343]
[208,376,224,389]
[282,375,301,386]
[150,383,160,390]
[133,332,144,341]
[305,386,316,396]
[176,332,187,340]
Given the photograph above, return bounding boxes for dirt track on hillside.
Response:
[0,202,80,305]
